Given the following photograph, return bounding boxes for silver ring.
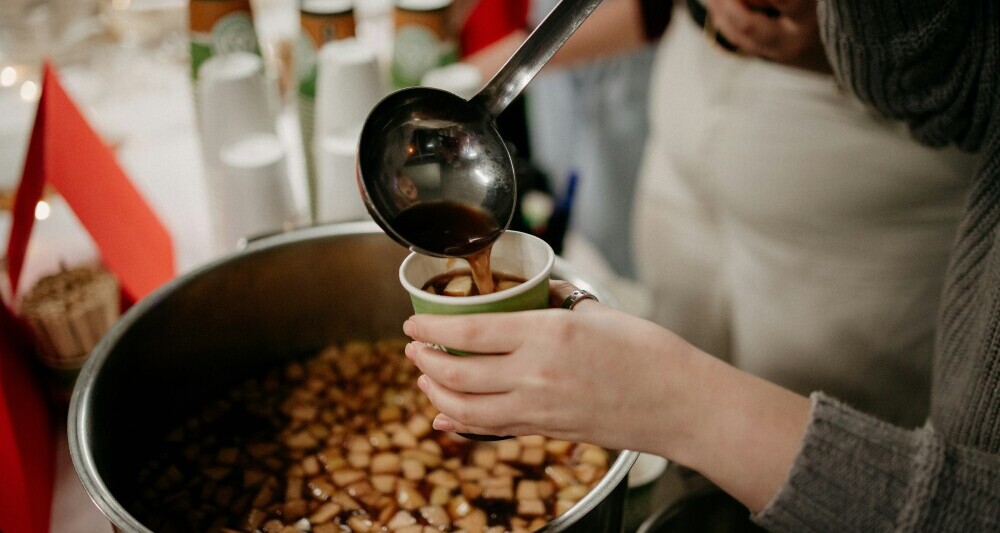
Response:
[561,289,599,310]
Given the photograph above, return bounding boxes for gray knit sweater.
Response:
[755,1,1000,531]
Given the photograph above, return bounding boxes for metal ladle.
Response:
[357,0,604,257]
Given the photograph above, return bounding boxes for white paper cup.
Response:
[209,133,295,248]
[314,38,382,139]
[314,134,369,223]
[197,52,278,166]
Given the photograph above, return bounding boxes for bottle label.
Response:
[190,10,258,79]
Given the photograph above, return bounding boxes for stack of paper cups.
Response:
[314,133,367,223]
[197,52,294,249]
[215,133,294,245]
[311,38,382,223]
[197,52,277,163]
[297,0,357,218]
[314,38,382,139]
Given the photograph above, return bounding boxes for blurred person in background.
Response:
[465,0,978,428]
[462,0,662,279]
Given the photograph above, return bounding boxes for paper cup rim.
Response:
[399,231,555,306]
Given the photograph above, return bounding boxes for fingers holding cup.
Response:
[415,374,527,434]
[405,340,515,393]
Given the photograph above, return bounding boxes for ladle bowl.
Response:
[356,87,515,257]
[357,0,604,257]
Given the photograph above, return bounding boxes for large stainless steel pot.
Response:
[69,222,638,533]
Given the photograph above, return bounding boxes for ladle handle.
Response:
[471,0,604,119]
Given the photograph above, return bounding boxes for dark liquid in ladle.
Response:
[393,201,502,294]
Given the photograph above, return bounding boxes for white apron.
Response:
[633,8,978,426]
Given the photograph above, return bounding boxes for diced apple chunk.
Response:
[419,505,451,528]
[557,484,588,503]
[371,453,402,474]
[397,483,428,510]
[392,428,418,449]
[574,463,600,484]
[401,458,426,481]
[544,440,572,455]
[545,465,575,488]
[369,430,391,450]
[517,435,546,447]
[576,444,609,467]
[426,469,459,489]
[518,499,546,516]
[406,414,432,438]
[492,463,523,478]
[348,451,371,469]
[442,275,473,297]
[308,479,335,500]
[480,476,513,500]
[461,481,484,500]
[301,456,321,476]
[536,480,554,499]
[331,491,361,510]
[309,501,342,523]
[555,498,575,516]
[457,466,488,481]
[387,510,417,529]
[346,515,376,532]
[371,474,398,494]
[430,485,452,506]
[516,480,538,500]
[520,447,545,466]
[446,497,472,522]
[454,509,488,532]
[472,447,497,469]
[497,280,520,292]
[332,469,366,487]
[496,439,521,462]
[402,449,441,469]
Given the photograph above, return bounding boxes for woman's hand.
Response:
[402,281,812,512]
[704,0,831,73]
[402,281,701,452]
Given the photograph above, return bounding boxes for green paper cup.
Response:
[400,231,554,441]
[399,231,555,318]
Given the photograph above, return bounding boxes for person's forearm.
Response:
[465,0,648,81]
[639,345,811,512]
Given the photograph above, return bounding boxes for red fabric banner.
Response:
[6,62,175,302]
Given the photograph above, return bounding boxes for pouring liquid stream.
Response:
[392,201,500,294]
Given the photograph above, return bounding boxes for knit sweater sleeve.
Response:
[818,0,996,151]
[754,394,1000,532]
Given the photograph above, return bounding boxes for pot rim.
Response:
[69,221,639,532]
